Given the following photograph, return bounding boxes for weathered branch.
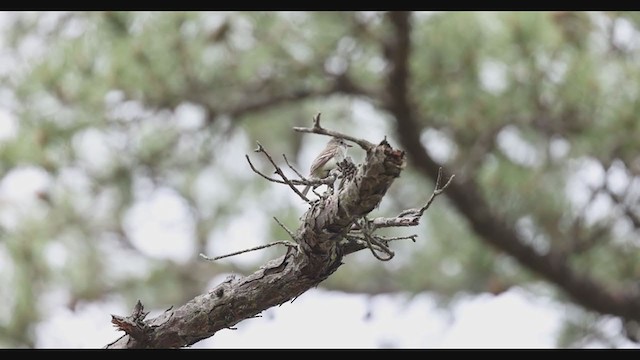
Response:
[106,130,413,348]
[350,167,453,231]
[109,301,151,345]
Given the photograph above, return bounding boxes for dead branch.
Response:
[245,145,339,204]
[350,167,454,231]
[107,120,449,348]
[273,216,297,241]
[358,216,395,261]
[293,113,375,151]
[282,154,306,179]
[199,240,297,262]
[254,141,310,202]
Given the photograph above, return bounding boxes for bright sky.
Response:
[33,285,563,348]
[198,287,563,348]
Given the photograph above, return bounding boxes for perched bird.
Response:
[301,137,352,196]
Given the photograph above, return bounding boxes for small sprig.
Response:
[293,113,375,151]
[351,167,455,231]
[199,240,297,262]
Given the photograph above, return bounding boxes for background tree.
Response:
[1,11,640,347]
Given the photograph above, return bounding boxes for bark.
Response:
[106,139,406,348]
[382,11,640,323]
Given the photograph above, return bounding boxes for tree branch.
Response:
[106,130,410,348]
[293,113,375,152]
[214,72,376,121]
[349,167,453,231]
[382,10,640,323]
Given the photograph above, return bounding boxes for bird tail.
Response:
[301,185,311,196]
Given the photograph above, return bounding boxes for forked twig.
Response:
[253,142,311,203]
[245,155,290,185]
[349,167,455,231]
[396,167,455,218]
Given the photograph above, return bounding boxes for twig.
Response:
[345,235,388,254]
[415,167,455,216]
[359,216,395,261]
[199,241,297,262]
[363,233,394,261]
[245,155,289,184]
[293,113,375,151]
[346,233,416,248]
[380,234,418,242]
[273,216,296,242]
[282,154,306,180]
[246,155,335,187]
[395,167,454,218]
[253,142,311,203]
[350,167,454,231]
[355,216,420,229]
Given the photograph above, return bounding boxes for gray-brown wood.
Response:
[106,139,406,348]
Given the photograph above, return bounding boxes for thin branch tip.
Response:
[313,112,322,128]
[246,142,312,203]
[273,216,296,241]
[282,154,305,179]
[200,240,297,262]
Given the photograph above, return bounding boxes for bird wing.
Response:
[309,149,334,176]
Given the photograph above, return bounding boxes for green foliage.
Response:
[2,11,640,348]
